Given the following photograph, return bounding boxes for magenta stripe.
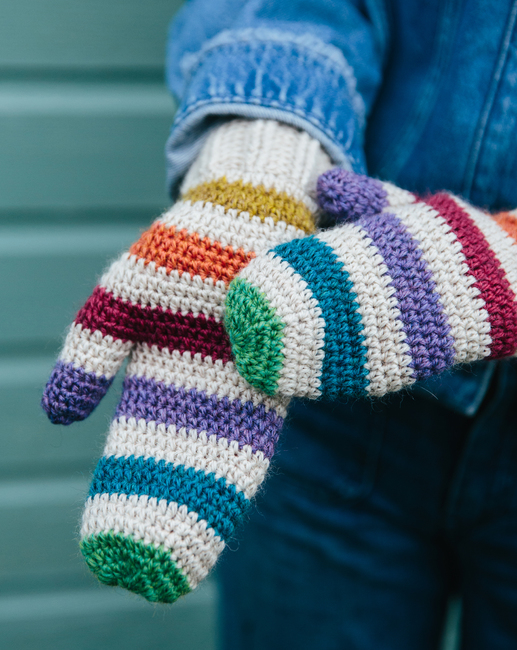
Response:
[75,286,232,362]
[115,375,283,460]
[361,212,455,379]
[424,194,517,358]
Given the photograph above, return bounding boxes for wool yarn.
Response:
[316,168,388,222]
[316,168,416,223]
[225,175,517,399]
[42,119,331,603]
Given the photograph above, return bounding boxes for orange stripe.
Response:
[129,222,255,285]
[493,211,517,243]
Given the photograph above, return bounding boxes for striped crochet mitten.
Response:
[41,119,331,602]
[225,170,517,399]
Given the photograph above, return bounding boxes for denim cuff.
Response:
[166,28,367,198]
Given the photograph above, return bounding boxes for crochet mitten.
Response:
[41,119,331,602]
[225,170,517,399]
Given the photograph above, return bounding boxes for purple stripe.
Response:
[360,212,455,379]
[115,375,283,459]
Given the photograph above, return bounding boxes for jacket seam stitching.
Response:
[462,0,517,197]
[179,28,365,125]
[172,95,355,155]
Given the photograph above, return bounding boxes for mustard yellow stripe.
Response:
[182,177,316,234]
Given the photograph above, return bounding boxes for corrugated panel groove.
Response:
[0,2,219,648]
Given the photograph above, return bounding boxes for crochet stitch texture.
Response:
[225,172,517,399]
[41,119,331,603]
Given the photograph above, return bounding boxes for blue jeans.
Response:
[218,360,517,650]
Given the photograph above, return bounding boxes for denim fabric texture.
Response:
[165,0,384,196]
[166,0,517,212]
[219,361,517,650]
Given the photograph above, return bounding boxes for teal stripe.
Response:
[90,455,249,541]
[273,236,368,398]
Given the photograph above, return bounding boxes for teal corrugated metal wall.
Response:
[0,2,218,648]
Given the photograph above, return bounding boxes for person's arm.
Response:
[164,0,388,198]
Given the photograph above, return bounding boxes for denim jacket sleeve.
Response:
[165,0,389,198]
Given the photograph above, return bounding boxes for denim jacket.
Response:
[165,0,517,416]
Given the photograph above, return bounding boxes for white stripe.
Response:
[59,323,132,379]
[99,253,228,320]
[104,417,269,501]
[394,201,491,363]
[159,199,307,254]
[456,197,517,304]
[318,224,414,395]
[381,182,416,208]
[238,251,325,398]
[180,117,331,209]
[81,493,224,589]
[126,343,289,417]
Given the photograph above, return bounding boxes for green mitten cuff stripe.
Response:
[81,532,190,604]
[225,277,286,395]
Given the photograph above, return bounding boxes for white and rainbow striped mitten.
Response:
[225,170,517,399]
[42,119,331,602]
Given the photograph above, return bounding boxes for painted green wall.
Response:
[0,3,218,649]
